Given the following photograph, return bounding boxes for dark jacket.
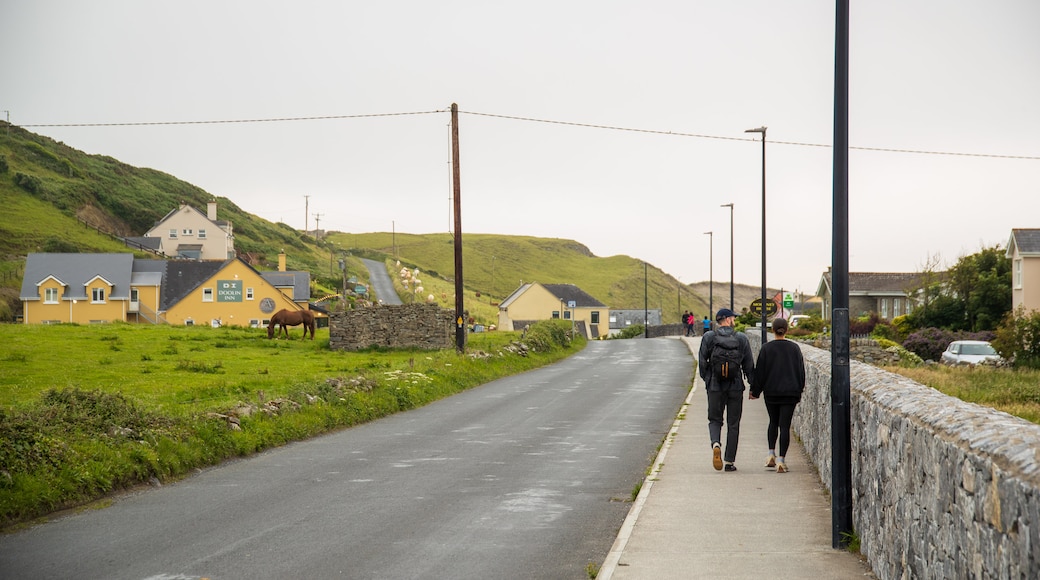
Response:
[750,338,806,404]
[698,325,755,391]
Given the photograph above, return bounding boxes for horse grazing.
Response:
[267,309,316,340]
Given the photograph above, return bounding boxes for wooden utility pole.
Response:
[304,195,310,233]
[451,104,465,352]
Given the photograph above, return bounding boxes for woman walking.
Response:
[748,318,805,473]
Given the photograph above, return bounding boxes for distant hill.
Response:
[0,122,781,324]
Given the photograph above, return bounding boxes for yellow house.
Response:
[21,252,311,327]
[160,258,303,327]
[498,282,610,339]
[1007,229,1040,313]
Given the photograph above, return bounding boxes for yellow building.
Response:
[20,252,311,327]
[497,282,610,339]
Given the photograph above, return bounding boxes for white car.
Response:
[940,340,1003,366]
[789,315,810,327]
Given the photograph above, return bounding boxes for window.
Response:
[182,228,194,236]
[563,311,571,320]
[591,311,600,324]
[249,319,260,328]
[552,311,560,319]
[130,289,139,303]
[198,229,207,239]
[91,288,106,303]
[44,288,59,303]
[169,229,177,238]
[185,319,194,326]
[246,287,254,300]
[202,288,214,302]
[1016,259,1023,288]
[880,298,889,319]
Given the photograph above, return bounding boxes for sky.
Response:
[4,0,1039,299]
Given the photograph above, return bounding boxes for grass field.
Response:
[884,364,1040,425]
[0,320,585,528]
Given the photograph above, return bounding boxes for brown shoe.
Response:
[776,461,788,473]
[712,443,723,471]
[765,454,776,468]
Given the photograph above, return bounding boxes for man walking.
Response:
[698,308,755,472]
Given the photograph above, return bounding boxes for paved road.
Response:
[361,258,402,305]
[0,339,693,579]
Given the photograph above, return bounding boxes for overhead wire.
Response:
[12,108,1040,161]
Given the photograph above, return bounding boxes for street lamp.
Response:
[745,126,767,343]
[720,202,734,311]
[704,231,713,330]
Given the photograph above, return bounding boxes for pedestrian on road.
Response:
[702,315,711,336]
[748,317,806,473]
[698,308,755,472]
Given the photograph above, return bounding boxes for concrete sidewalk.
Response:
[599,336,875,579]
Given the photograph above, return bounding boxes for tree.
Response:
[947,245,1011,332]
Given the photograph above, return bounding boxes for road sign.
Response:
[750,298,778,316]
[783,292,795,309]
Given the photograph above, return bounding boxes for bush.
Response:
[522,319,574,351]
[612,324,645,339]
[993,308,1040,368]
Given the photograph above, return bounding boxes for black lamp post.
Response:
[745,126,767,343]
[721,202,734,311]
[704,231,713,329]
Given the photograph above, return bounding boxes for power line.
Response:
[458,110,1040,161]
[17,110,446,128]
[12,107,1040,161]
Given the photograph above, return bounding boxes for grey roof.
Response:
[261,271,311,302]
[818,271,936,296]
[159,259,229,310]
[125,236,162,251]
[20,253,134,301]
[1009,229,1040,256]
[542,284,607,307]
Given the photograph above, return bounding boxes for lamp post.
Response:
[490,255,496,304]
[745,126,767,343]
[704,231,713,329]
[720,202,734,311]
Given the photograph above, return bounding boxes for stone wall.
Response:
[799,336,904,366]
[329,303,456,351]
[792,343,1040,579]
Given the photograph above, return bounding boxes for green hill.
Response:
[1,122,780,326]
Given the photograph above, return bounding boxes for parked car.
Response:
[940,340,1003,366]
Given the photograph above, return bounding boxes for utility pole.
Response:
[312,213,323,239]
[451,104,465,352]
[304,195,310,234]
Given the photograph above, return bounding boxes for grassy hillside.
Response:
[0,122,783,326]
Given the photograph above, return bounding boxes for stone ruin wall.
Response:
[328,303,457,351]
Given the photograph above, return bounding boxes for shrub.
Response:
[612,324,645,339]
[522,319,574,352]
[993,308,1040,368]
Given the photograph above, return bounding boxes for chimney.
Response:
[208,201,217,221]
[278,251,286,272]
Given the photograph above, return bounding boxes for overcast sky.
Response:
[5,1,1039,297]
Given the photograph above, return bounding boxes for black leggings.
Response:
[765,401,797,457]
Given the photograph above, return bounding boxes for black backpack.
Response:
[711,332,743,384]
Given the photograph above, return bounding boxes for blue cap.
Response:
[715,308,738,321]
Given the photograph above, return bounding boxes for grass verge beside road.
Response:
[884,364,1040,424]
[1,320,585,529]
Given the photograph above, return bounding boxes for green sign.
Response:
[783,292,795,309]
[217,280,243,302]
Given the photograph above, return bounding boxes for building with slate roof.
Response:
[816,269,936,321]
[141,201,234,260]
[497,282,610,339]
[20,252,310,327]
[1007,228,1040,312]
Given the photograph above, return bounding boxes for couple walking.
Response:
[697,309,805,473]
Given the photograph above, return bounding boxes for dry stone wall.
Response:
[329,303,456,351]
[791,342,1040,579]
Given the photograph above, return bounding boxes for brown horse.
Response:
[267,309,316,340]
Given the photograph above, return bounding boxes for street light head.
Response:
[720,203,733,209]
[745,126,767,134]
[704,231,712,235]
